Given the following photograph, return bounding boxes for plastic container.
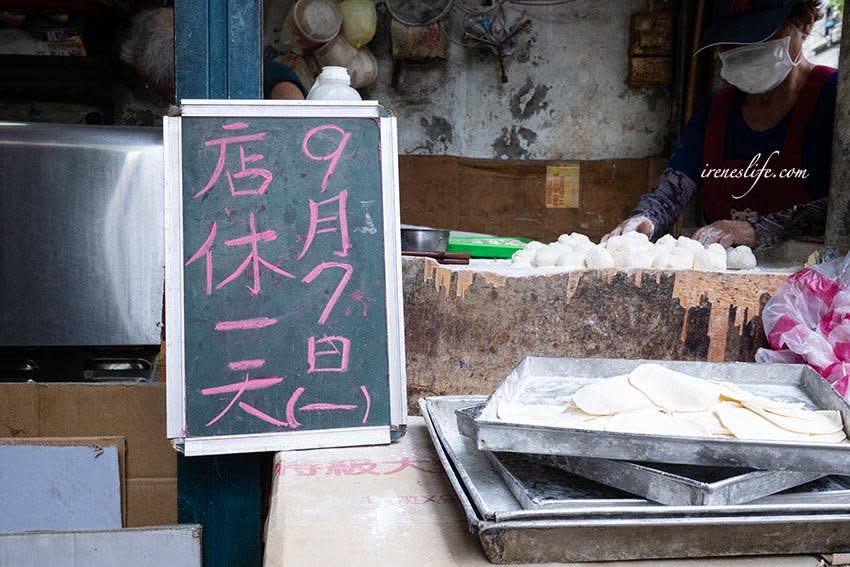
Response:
[315,35,358,69]
[348,46,378,88]
[284,0,342,54]
[339,0,377,48]
[306,66,362,101]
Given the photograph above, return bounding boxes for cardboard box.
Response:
[0,525,202,567]
[0,383,176,527]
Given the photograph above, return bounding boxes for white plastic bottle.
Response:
[306,66,362,101]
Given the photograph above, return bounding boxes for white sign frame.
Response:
[164,100,407,456]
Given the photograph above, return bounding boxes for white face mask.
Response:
[719,35,802,94]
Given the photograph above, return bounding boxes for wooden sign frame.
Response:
[164,100,407,456]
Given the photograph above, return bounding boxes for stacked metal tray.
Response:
[473,357,850,474]
[456,404,829,506]
[422,395,850,563]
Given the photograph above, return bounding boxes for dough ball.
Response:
[557,233,573,245]
[655,234,677,249]
[585,245,615,269]
[569,233,592,246]
[525,240,545,253]
[676,236,705,255]
[556,251,586,268]
[623,231,650,245]
[706,243,726,255]
[694,247,727,271]
[604,235,626,253]
[654,247,694,270]
[512,249,532,262]
[613,243,654,269]
[533,246,560,267]
[727,246,758,270]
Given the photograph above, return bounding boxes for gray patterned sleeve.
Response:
[746,198,828,250]
[629,168,698,238]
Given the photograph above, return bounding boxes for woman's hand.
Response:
[602,215,654,243]
[693,220,756,248]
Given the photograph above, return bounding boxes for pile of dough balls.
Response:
[511,232,758,272]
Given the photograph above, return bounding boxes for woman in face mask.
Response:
[604,0,837,251]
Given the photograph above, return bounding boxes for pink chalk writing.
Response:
[285,386,305,428]
[307,336,351,373]
[350,290,371,317]
[360,385,371,424]
[238,401,288,427]
[185,221,217,296]
[215,317,279,331]
[201,376,283,396]
[217,212,294,296]
[222,122,249,130]
[301,262,353,324]
[302,124,352,192]
[300,403,357,411]
[195,126,272,198]
[298,190,351,259]
[228,359,266,371]
[202,372,284,427]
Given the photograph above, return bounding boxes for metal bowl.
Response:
[400,226,449,253]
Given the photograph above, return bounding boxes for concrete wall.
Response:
[264,0,674,161]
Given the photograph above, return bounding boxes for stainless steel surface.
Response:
[491,452,849,509]
[459,404,826,506]
[0,122,165,347]
[475,357,850,475]
[421,395,850,563]
[400,226,449,252]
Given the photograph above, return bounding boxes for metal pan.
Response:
[458,404,827,506]
[421,396,850,563]
[474,357,850,475]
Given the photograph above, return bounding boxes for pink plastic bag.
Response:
[756,253,850,398]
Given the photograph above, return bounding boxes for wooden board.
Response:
[401,257,787,414]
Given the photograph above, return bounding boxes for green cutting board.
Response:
[447,235,530,259]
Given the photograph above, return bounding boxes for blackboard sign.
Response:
[165,101,406,456]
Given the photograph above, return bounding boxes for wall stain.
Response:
[492,126,538,159]
[410,115,454,154]
[510,78,550,120]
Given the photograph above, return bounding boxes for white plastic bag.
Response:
[757,252,850,398]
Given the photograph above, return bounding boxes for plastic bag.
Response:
[339,0,376,49]
[757,252,850,398]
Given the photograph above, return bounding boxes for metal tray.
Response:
[457,404,828,506]
[489,452,850,510]
[422,395,850,563]
[474,357,850,475]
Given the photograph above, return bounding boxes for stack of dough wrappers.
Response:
[498,364,847,443]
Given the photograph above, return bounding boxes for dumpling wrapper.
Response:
[629,364,721,412]
[572,375,658,416]
[715,404,821,442]
[741,403,844,435]
[716,381,806,414]
[605,409,711,437]
[497,402,600,429]
[674,410,732,436]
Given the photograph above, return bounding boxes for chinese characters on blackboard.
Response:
[186,121,373,433]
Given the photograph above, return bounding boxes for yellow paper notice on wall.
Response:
[545,165,580,209]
